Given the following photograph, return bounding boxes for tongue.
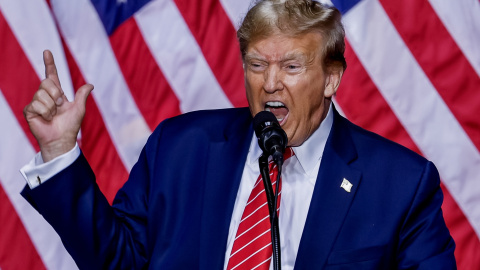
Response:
[268,107,289,120]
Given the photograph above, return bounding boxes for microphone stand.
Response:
[259,154,282,270]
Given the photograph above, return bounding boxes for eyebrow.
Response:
[245,51,309,63]
[283,51,308,61]
[244,52,266,62]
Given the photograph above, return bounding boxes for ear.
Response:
[324,65,343,98]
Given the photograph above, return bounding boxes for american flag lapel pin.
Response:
[340,178,353,193]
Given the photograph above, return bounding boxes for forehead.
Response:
[245,32,324,61]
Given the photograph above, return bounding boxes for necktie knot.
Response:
[283,147,294,161]
[268,147,294,168]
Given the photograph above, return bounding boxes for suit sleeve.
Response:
[21,133,160,269]
[397,161,456,269]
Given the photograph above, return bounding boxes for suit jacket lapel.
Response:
[294,108,362,269]
[199,109,253,270]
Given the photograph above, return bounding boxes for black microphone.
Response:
[253,111,287,270]
[253,111,288,166]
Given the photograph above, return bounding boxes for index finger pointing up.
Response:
[43,50,62,89]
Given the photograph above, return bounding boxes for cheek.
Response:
[296,81,325,112]
[286,85,324,132]
[245,74,264,96]
[286,82,320,114]
[244,75,255,95]
[283,74,304,87]
[245,72,259,88]
[245,76,263,113]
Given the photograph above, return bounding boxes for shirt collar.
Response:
[247,130,263,165]
[248,103,334,175]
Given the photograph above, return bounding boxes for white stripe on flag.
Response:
[135,0,233,113]
[219,0,251,29]
[0,91,78,270]
[50,0,151,171]
[0,0,74,99]
[344,0,480,237]
[428,0,480,76]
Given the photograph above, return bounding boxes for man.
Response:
[21,0,455,269]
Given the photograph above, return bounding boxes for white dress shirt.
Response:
[223,106,333,270]
[20,143,81,189]
[20,106,333,269]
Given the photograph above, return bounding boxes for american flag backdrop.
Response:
[0,0,479,269]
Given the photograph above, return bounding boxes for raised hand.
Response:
[23,50,94,162]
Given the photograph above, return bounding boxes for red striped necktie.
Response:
[227,148,295,270]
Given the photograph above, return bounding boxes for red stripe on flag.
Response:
[0,10,40,152]
[338,41,480,269]
[441,183,480,270]
[380,0,480,152]
[62,40,129,204]
[110,17,182,130]
[174,0,248,107]
[0,183,46,270]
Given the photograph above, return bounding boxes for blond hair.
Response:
[237,0,346,70]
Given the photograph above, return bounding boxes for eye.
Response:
[248,61,266,72]
[284,63,302,73]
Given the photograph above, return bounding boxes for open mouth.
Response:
[265,101,289,124]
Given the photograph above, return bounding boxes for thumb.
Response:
[74,84,94,109]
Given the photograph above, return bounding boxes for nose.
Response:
[263,66,283,93]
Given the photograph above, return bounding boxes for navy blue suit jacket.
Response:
[22,107,455,269]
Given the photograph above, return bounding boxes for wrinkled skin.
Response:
[244,32,343,147]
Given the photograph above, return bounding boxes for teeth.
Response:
[264,101,286,123]
[266,101,285,107]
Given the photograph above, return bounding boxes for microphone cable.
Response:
[259,154,282,270]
